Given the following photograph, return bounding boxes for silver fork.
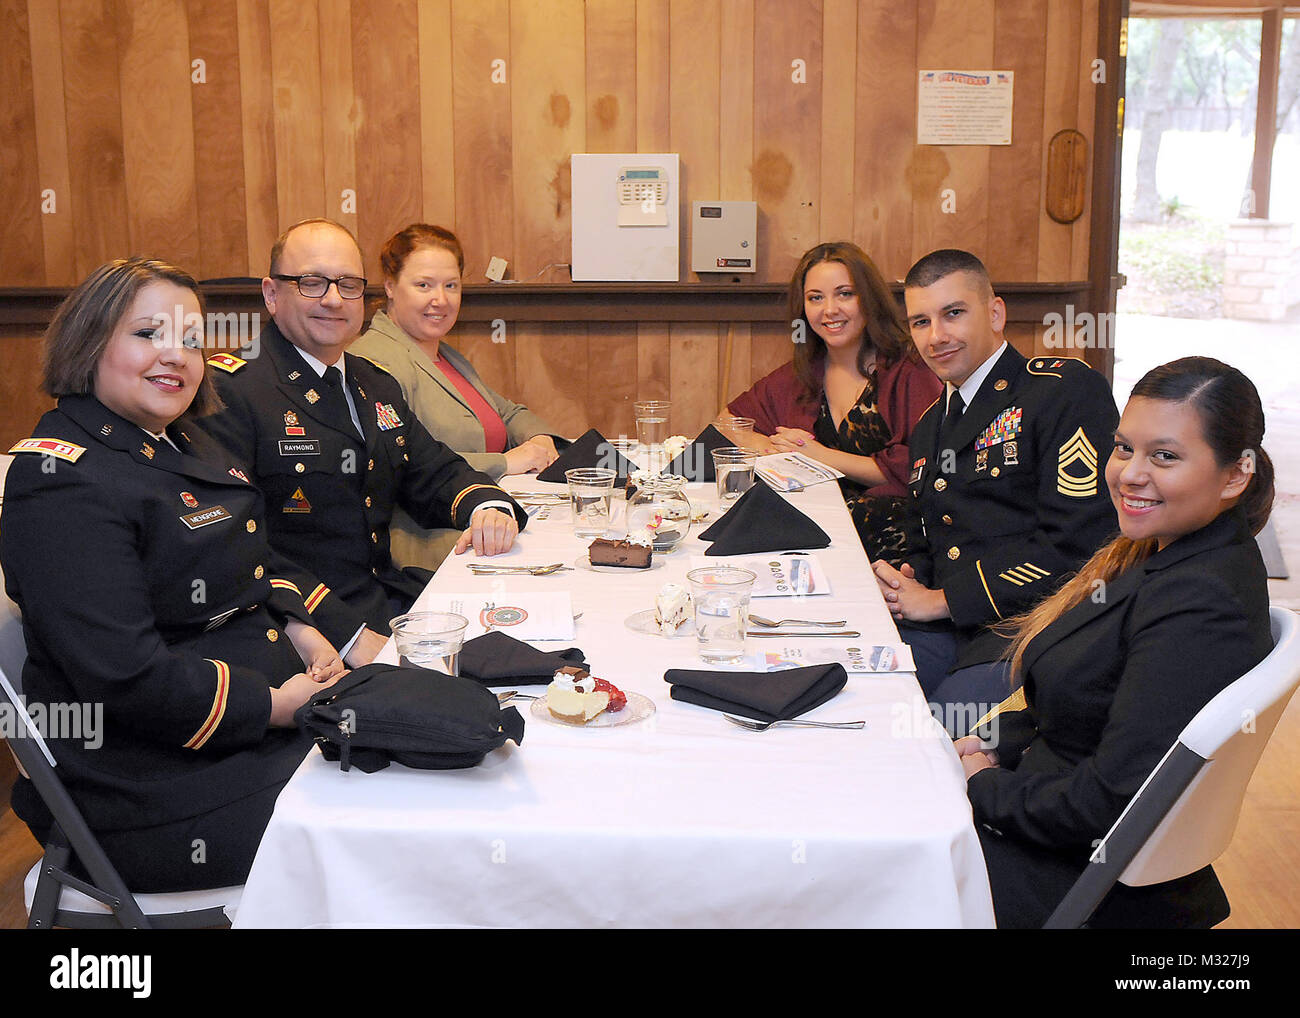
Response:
[749,614,847,627]
[496,690,539,703]
[724,714,865,732]
[468,563,570,575]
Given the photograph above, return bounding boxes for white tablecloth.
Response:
[236,477,995,928]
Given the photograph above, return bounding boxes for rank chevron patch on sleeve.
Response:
[1057,427,1099,498]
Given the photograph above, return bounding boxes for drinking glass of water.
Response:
[389,612,469,676]
[686,566,756,665]
[565,467,617,538]
[712,447,757,508]
[633,400,671,453]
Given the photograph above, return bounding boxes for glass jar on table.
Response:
[626,473,693,553]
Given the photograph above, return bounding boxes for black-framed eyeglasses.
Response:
[271,273,368,299]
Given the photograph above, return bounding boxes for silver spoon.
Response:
[749,614,847,628]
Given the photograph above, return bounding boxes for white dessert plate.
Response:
[624,607,695,638]
[530,691,656,729]
[576,554,664,574]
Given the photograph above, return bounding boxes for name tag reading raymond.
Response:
[278,439,322,456]
[180,505,233,530]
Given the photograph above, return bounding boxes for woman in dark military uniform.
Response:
[2,258,346,892]
[958,358,1275,927]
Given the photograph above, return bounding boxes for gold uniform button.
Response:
[246,520,257,533]
[991,467,1000,477]
[368,459,375,471]
[403,453,409,462]
[371,532,378,543]
[934,478,947,492]
[254,565,264,579]
[941,514,953,525]
[295,462,305,473]
[365,496,373,508]
[947,547,961,560]
[396,436,405,447]
[266,629,279,643]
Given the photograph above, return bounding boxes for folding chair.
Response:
[1045,605,1300,928]
[0,479,240,928]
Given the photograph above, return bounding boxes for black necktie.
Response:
[938,390,965,452]
[320,365,360,437]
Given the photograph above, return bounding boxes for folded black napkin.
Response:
[457,631,588,686]
[664,424,733,482]
[536,428,640,483]
[664,662,848,722]
[697,479,831,555]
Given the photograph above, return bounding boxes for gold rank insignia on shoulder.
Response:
[305,389,320,404]
[9,438,87,462]
[1058,427,1099,497]
[207,352,247,373]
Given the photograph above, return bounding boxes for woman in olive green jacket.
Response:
[352,224,560,569]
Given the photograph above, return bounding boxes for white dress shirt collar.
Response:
[947,340,1008,412]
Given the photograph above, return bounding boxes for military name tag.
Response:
[278,439,322,457]
[180,505,233,530]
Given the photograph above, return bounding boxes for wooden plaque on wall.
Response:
[1046,129,1088,225]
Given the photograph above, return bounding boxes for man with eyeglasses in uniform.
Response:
[199,218,526,666]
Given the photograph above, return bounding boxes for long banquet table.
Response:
[235,474,995,928]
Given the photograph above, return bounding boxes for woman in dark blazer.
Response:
[2,258,345,892]
[958,357,1275,928]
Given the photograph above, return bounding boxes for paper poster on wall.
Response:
[917,70,1014,145]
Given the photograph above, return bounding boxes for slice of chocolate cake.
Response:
[587,535,653,568]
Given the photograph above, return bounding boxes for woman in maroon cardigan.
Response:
[726,242,941,564]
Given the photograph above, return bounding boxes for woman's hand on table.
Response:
[454,508,519,556]
[285,620,346,681]
[770,427,824,455]
[503,435,557,475]
[269,669,346,728]
[872,561,951,622]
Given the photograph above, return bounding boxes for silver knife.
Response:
[746,630,860,638]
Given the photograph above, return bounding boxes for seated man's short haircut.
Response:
[904,248,992,294]
[268,217,362,275]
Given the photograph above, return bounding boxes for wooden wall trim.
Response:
[0,281,1091,328]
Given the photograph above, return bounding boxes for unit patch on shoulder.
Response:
[1058,427,1099,498]
[8,438,86,463]
[207,352,247,373]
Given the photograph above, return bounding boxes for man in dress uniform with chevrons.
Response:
[873,250,1118,718]
[199,219,525,665]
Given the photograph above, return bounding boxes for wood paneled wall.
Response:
[0,0,1101,441]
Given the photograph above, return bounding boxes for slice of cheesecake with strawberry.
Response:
[545,666,627,723]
